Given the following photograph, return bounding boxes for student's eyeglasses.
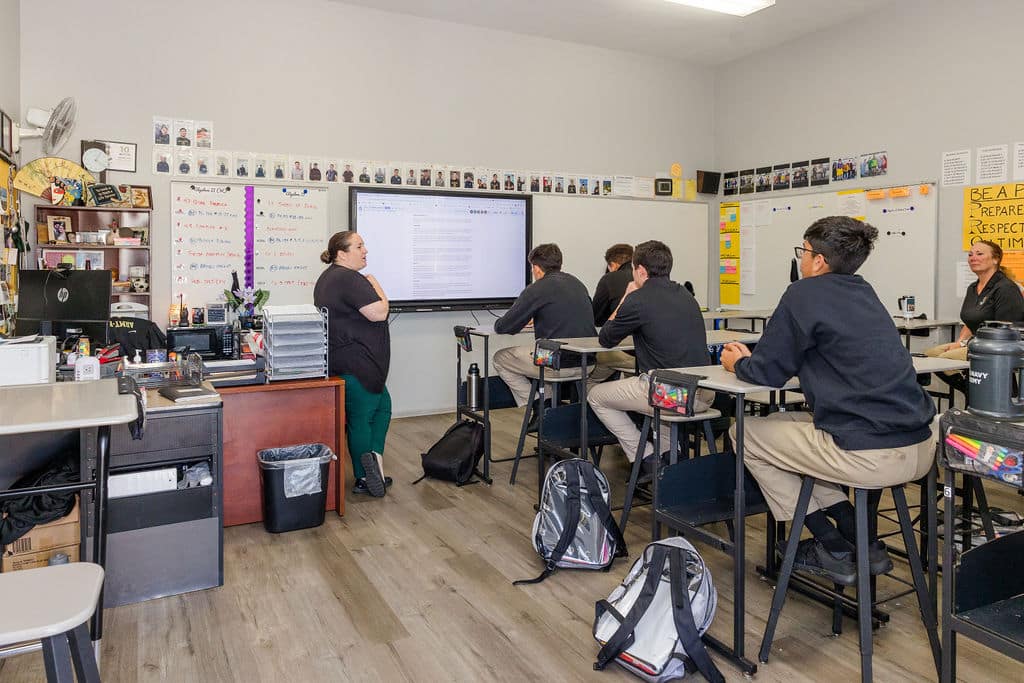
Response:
[793,246,824,260]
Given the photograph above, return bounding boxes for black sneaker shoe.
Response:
[353,478,371,495]
[360,451,387,497]
[786,538,857,586]
[525,399,552,433]
[868,540,894,575]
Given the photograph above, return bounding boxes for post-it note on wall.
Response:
[684,179,697,201]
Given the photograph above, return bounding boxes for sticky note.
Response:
[865,189,886,200]
[889,186,911,198]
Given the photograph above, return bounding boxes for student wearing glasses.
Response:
[719,217,936,585]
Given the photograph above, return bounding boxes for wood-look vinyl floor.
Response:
[1,408,1018,682]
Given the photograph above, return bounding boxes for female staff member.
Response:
[313,231,393,497]
[926,240,1024,389]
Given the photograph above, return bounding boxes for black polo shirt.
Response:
[592,262,633,326]
[961,269,1024,334]
[494,270,596,340]
[313,265,390,393]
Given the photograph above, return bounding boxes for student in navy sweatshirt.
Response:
[720,216,936,585]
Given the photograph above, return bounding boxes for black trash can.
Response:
[257,443,336,533]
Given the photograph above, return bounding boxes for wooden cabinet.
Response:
[34,205,152,311]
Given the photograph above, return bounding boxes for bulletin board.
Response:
[731,183,938,317]
[170,181,329,309]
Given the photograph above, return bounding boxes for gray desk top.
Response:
[702,308,775,321]
[0,379,138,435]
[466,324,533,337]
[706,330,761,346]
[667,356,969,395]
[555,336,635,353]
[893,318,962,331]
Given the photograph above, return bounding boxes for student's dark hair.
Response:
[529,243,562,273]
[803,216,878,275]
[604,243,633,266]
[632,240,672,278]
[973,239,1014,279]
[321,230,357,264]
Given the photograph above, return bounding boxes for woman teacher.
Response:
[925,240,1024,390]
[314,231,393,497]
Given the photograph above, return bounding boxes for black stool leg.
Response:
[68,622,101,683]
[509,380,538,485]
[651,409,663,541]
[854,488,873,683]
[759,476,816,663]
[41,634,75,683]
[971,477,997,542]
[892,485,942,677]
[832,584,845,635]
[702,420,715,456]
[619,416,651,533]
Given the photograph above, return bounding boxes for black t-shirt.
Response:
[592,262,633,326]
[313,265,390,393]
[109,317,166,357]
[493,271,596,340]
[960,269,1024,334]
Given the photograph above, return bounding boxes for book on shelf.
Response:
[113,237,142,246]
[157,384,219,403]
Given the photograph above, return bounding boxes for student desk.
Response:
[453,325,534,482]
[657,356,968,675]
[0,379,137,655]
[703,308,775,331]
[894,317,961,350]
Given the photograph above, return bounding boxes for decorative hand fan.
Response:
[13,157,95,204]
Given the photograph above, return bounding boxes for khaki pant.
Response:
[588,374,713,462]
[729,411,935,521]
[493,345,588,407]
[588,350,637,385]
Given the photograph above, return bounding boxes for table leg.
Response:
[732,394,747,662]
[579,353,589,459]
[90,426,110,647]
[482,335,492,483]
[537,365,546,506]
[941,469,956,683]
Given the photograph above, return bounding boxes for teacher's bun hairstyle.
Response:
[322,230,357,264]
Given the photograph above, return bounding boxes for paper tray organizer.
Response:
[261,305,329,381]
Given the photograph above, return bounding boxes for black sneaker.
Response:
[525,399,552,433]
[353,476,394,495]
[360,451,387,497]
[867,540,894,575]
[786,538,857,585]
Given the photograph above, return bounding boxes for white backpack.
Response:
[593,537,723,683]
[514,459,627,585]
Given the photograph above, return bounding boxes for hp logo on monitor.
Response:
[57,287,69,303]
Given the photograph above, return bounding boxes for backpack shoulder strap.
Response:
[513,464,582,585]
[579,464,628,559]
[668,547,724,683]
[593,544,669,670]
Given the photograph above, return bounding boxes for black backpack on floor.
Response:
[413,420,485,486]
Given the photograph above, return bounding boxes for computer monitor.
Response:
[16,269,113,343]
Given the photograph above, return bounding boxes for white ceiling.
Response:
[330,0,897,65]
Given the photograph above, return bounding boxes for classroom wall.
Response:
[713,0,1024,321]
[19,0,716,416]
[0,0,18,118]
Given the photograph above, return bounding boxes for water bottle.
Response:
[467,362,481,410]
[967,321,1024,420]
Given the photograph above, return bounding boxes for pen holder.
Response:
[647,370,706,417]
[939,408,1024,488]
[533,339,565,370]
[453,325,473,352]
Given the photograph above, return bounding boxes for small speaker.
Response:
[696,170,721,194]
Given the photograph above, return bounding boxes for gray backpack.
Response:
[514,459,627,585]
[593,537,723,683]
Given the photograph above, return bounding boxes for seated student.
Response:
[924,239,1024,392]
[719,216,936,585]
[588,240,712,467]
[592,243,634,326]
[493,243,596,408]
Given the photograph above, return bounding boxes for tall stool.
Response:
[508,373,587,484]
[0,563,105,682]
[759,476,941,682]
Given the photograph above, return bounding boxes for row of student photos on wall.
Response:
[152,149,618,195]
[722,152,888,195]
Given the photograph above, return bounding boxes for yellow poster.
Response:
[963,183,1024,251]
[719,203,741,305]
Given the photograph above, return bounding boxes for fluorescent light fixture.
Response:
[666,0,775,17]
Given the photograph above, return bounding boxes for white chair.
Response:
[0,563,104,682]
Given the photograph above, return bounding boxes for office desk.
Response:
[894,317,961,350]
[0,379,137,653]
[703,308,775,331]
[657,356,968,675]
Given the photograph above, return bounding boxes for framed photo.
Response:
[47,215,72,243]
[100,140,137,172]
[87,183,123,206]
[129,185,152,209]
[0,111,12,161]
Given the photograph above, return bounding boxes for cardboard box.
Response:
[1,496,81,557]
[1,543,80,572]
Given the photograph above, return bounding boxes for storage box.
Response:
[1,497,80,557]
[1,543,80,572]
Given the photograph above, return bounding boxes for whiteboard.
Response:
[171,181,329,309]
[735,183,937,318]
[532,195,709,302]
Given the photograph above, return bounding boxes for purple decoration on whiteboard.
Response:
[244,185,255,288]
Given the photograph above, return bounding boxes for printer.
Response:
[0,336,57,386]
